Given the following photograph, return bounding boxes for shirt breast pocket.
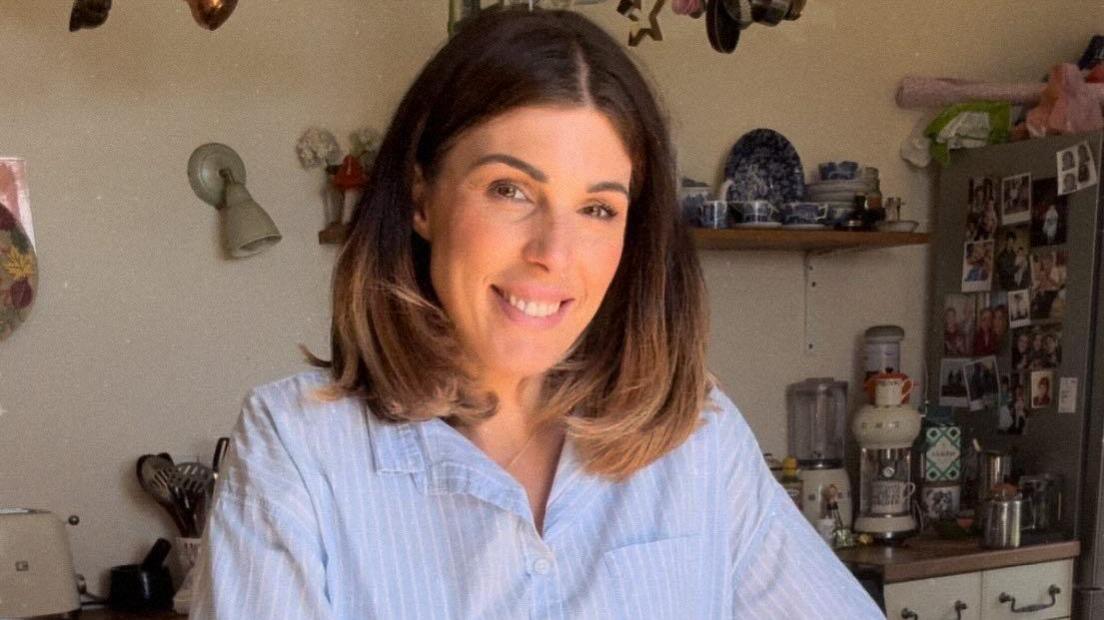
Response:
[599,535,703,620]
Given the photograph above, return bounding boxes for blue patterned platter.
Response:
[723,128,804,205]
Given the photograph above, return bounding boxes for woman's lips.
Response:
[492,286,573,327]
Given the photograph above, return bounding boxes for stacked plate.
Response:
[804,178,874,204]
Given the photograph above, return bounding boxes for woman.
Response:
[973,307,996,355]
[190,8,878,619]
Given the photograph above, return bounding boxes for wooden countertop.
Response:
[835,535,1081,583]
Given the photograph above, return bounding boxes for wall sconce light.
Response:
[187,143,281,258]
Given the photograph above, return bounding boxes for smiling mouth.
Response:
[492,286,571,319]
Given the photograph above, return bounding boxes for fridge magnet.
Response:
[961,240,994,292]
[967,176,998,241]
[994,225,1031,290]
[1000,172,1031,225]
[938,358,970,407]
[1075,141,1098,192]
[1058,376,1078,414]
[966,356,999,412]
[1057,146,1076,195]
[1030,178,1068,246]
[0,158,34,248]
[943,294,976,356]
[1008,289,1031,328]
[1029,248,1068,321]
[1030,370,1054,409]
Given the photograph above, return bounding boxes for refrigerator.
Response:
[927,131,1104,616]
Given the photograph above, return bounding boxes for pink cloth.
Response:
[1023,64,1104,137]
[897,74,1104,108]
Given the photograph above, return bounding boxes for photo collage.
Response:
[939,147,1087,434]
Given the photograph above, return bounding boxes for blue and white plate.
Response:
[723,128,804,205]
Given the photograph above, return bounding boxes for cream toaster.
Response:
[0,508,81,619]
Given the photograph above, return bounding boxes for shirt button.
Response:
[532,558,552,575]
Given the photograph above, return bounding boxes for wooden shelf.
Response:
[691,228,929,252]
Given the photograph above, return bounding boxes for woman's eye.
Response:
[582,203,618,220]
[489,181,528,202]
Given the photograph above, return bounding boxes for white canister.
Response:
[864,325,904,380]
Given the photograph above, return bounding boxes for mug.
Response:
[870,480,916,514]
[781,202,827,225]
[732,200,779,224]
[865,372,913,406]
[698,200,730,228]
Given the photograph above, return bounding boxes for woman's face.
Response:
[412,105,632,385]
[1017,334,1029,352]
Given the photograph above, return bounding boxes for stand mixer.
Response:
[786,378,852,528]
[853,373,923,542]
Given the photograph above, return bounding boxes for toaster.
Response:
[0,508,81,619]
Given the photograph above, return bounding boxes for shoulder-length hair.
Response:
[317,6,711,482]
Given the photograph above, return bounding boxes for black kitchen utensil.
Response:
[136,454,191,536]
[140,538,173,571]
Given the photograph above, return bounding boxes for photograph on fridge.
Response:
[1000,373,1029,434]
[943,294,976,356]
[994,225,1031,290]
[973,291,1008,356]
[967,175,999,241]
[1030,177,1068,246]
[1012,324,1062,371]
[966,356,999,411]
[1031,370,1054,409]
[938,358,970,407]
[1076,140,1098,191]
[996,373,1027,435]
[961,240,994,293]
[1000,172,1031,225]
[1008,289,1031,328]
[1029,248,1068,321]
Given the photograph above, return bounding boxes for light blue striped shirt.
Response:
[190,369,881,619]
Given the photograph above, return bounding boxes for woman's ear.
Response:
[411,165,431,242]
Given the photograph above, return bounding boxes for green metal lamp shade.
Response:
[188,143,281,258]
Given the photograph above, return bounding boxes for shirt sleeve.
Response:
[189,388,334,620]
[714,390,883,619]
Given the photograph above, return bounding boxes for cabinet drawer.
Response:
[980,559,1072,620]
[885,572,981,620]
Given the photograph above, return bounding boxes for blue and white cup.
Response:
[781,202,827,225]
[823,202,856,226]
[818,160,860,181]
[732,200,779,224]
[698,199,731,228]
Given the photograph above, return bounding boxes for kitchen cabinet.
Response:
[884,559,1072,620]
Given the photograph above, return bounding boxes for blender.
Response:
[786,378,852,527]
[853,373,923,542]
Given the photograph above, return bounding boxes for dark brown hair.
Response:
[317,6,711,481]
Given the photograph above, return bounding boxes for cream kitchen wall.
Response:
[1,0,1100,589]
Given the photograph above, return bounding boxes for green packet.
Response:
[924,101,1013,166]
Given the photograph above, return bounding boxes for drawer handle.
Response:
[900,609,918,619]
[953,600,967,620]
[998,584,1061,613]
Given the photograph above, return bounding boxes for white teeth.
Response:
[504,291,561,318]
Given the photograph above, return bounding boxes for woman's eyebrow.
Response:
[469,153,629,198]
[470,153,547,182]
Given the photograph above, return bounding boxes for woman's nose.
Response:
[521,209,571,271]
